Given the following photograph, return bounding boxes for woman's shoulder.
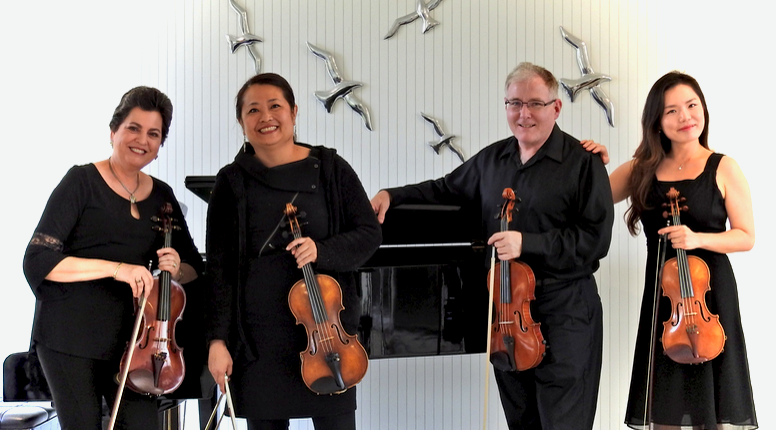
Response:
[57,163,99,188]
[714,153,745,180]
[149,175,175,195]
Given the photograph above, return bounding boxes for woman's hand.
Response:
[114,263,155,298]
[658,225,702,250]
[157,247,183,281]
[287,237,318,268]
[580,140,610,165]
[208,340,233,393]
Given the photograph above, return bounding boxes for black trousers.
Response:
[247,411,356,430]
[494,276,603,430]
[36,344,159,430]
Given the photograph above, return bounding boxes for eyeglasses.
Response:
[504,99,557,112]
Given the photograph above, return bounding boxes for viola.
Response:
[660,187,725,364]
[487,188,546,372]
[121,202,187,395]
[284,203,368,395]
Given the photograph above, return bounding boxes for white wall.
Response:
[1,1,773,429]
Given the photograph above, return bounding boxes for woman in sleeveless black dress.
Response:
[586,71,757,429]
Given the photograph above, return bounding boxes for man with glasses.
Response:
[371,62,613,429]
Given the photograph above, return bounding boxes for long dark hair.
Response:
[625,71,710,235]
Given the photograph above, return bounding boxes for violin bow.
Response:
[107,292,149,430]
[643,221,670,427]
[203,374,239,430]
[483,246,497,430]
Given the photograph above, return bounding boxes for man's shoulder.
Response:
[474,136,515,158]
[557,129,597,159]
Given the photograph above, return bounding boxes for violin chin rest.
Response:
[489,352,516,372]
[309,376,347,395]
[127,370,165,396]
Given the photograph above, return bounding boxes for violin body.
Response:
[661,255,725,364]
[488,260,545,372]
[121,274,186,396]
[288,274,368,395]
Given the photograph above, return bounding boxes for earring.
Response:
[110,141,113,147]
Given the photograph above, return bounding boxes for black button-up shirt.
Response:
[388,124,614,281]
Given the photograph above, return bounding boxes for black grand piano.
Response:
[185,176,489,359]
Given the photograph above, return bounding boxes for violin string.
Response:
[501,261,510,338]
[499,217,511,339]
[292,213,334,355]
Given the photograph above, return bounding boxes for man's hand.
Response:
[370,190,391,224]
[487,231,523,260]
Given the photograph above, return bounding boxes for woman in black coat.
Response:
[205,73,381,430]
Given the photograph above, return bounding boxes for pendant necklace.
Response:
[108,157,141,205]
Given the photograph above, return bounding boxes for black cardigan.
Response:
[204,144,382,362]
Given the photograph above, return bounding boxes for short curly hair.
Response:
[109,86,173,143]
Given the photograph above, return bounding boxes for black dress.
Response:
[624,153,757,429]
[205,144,381,420]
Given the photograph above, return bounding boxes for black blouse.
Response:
[23,164,203,360]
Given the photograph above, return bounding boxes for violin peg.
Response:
[681,205,689,212]
[662,211,669,219]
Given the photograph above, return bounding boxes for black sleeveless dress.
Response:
[624,153,757,429]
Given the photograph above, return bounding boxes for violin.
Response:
[487,188,546,372]
[120,202,187,395]
[284,203,369,395]
[660,187,725,364]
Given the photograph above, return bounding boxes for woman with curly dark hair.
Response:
[23,86,203,430]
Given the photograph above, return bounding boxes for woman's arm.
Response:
[609,160,634,204]
[46,257,154,298]
[660,156,754,254]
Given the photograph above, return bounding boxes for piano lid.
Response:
[185,175,483,246]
